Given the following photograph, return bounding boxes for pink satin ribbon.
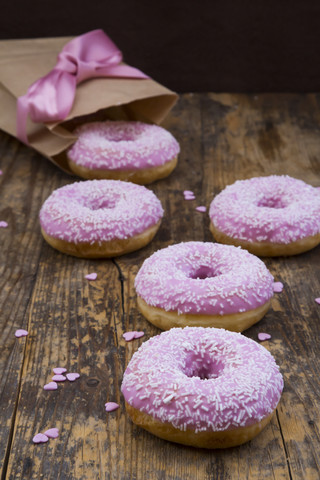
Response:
[16,29,148,144]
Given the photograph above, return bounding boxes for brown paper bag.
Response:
[0,35,178,173]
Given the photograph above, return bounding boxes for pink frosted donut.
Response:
[67,121,180,184]
[121,326,284,448]
[135,241,274,332]
[39,179,164,258]
[209,175,320,256]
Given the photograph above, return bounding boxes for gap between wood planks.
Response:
[112,259,125,318]
[276,410,293,480]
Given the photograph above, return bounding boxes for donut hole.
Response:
[184,351,225,380]
[188,265,218,280]
[257,196,287,209]
[103,131,137,143]
[85,196,119,210]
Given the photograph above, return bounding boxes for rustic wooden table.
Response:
[0,93,319,480]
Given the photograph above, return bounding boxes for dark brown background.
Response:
[2,0,320,92]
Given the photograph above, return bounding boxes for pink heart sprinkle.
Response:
[15,329,28,338]
[44,381,58,390]
[52,374,66,382]
[273,282,284,293]
[184,195,196,200]
[44,428,59,438]
[315,297,320,305]
[0,221,8,228]
[53,367,67,375]
[85,272,97,281]
[123,331,144,341]
[133,331,145,339]
[195,206,207,212]
[33,433,49,444]
[183,190,194,195]
[258,333,271,341]
[66,372,80,381]
[123,331,136,341]
[105,402,120,412]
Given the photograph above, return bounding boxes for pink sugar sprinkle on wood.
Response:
[53,367,67,375]
[85,272,97,280]
[123,331,144,341]
[33,433,49,444]
[105,402,120,412]
[0,221,8,228]
[44,428,59,438]
[66,372,80,381]
[315,297,320,305]
[273,282,284,293]
[196,206,207,212]
[52,374,66,382]
[123,331,136,342]
[15,329,28,338]
[134,331,145,339]
[43,381,58,390]
[258,332,271,341]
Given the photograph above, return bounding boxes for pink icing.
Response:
[121,327,283,433]
[39,180,163,244]
[209,175,320,244]
[135,242,274,315]
[67,121,180,171]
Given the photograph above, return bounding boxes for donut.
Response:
[39,179,163,258]
[67,121,180,184]
[135,242,274,332]
[209,175,320,256]
[121,327,283,448]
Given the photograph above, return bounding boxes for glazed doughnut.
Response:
[135,242,273,332]
[209,175,320,256]
[121,327,283,448]
[39,179,163,258]
[67,121,180,184]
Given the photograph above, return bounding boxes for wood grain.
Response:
[0,93,319,479]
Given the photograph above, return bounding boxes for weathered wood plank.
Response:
[0,133,67,476]
[5,251,124,480]
[1,93,319,479]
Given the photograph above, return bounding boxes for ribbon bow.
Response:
[16,29,148,144]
